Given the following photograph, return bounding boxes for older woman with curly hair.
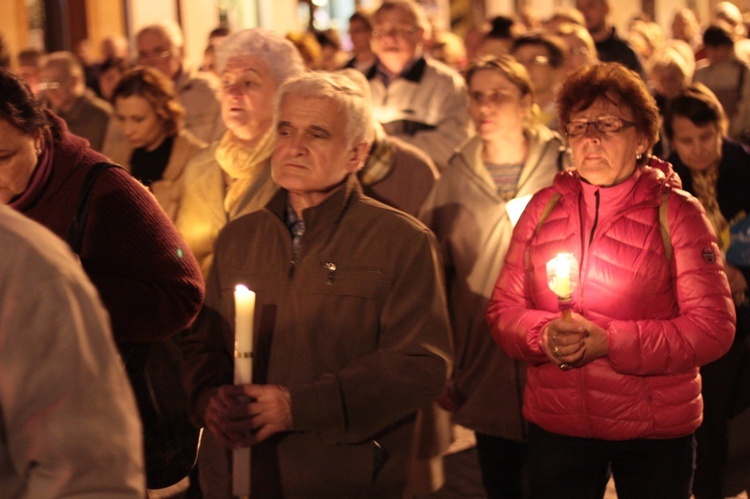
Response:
[487,62,735,498]
[107,66,206,221]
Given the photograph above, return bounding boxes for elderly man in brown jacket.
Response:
[182,71,452,497]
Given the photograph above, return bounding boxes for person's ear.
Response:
[346,141,370,172]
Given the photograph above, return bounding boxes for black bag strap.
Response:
[64,162,117,254]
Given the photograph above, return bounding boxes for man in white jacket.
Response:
[0,204,145,498]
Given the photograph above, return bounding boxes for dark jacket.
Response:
[183,175,452,498]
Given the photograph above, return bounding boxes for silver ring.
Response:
[553,345,561,357]
[559,363,571,371]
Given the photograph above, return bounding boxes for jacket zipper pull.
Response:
[325,262,336,284]
[288,259,296,280]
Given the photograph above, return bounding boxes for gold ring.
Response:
[553,345,561,357]
[559,363,571,371]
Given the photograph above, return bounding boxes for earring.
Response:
[636,153,642,160]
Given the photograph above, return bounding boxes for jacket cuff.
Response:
[289,374,346,434]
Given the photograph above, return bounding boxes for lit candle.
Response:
[233,284,254,498]
[546,253,578,320]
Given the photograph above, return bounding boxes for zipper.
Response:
[325,262,336,284]
[588,189,600,247]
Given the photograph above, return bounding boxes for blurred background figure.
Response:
[101,34,130,61]
[420,54,567,499]
[663,83,750,499]
[712,2,750,64]
[693,23,750,142]
[648,41,695,157]
[107,66,207,221]
[627,20,665,69]
[543,7,586,32]
[286,30,321,70]
[0,204,145,499]
[511,32,567,130]
[136,21,224,143]
[201,27,231,77]
[17,48,44,98]
[98,56,131,102]
[430,30,468,70]
[315,28,346,70]
[576,0,645,78]
[477,15,520,57]
[368,0,469,169]
[671,8,702,55]
[73,38,99,93]
[0,35,9,70]
[554,22,599,74]
[39,51,112,152]
[517,5,542,32]
[344,8,377,74]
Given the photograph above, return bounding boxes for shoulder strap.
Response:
[535,192,561,236]
[65,162,117,254]
[659,191,672,261]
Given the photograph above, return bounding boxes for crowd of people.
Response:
[0,0,749,498]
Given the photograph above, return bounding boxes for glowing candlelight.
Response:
[546,253,578,319]
[233,284,255,498]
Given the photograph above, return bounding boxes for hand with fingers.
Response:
[204,383,293,448]
[540,312,609,370]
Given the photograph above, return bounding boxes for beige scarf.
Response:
[691,165,730,252]
[215,129,275,214]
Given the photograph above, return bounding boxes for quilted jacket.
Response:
[487,164,736,440]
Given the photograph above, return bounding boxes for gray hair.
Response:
[136,21,184,49]
[275,72,372,147]
[41,51,85,92]
[216,28,305,85]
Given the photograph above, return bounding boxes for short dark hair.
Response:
[663,83,727,139]
[349,8,373,31]
[557,62,659,166]
[0,69,51,139]
[703,23,735,48]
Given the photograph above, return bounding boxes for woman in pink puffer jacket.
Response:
[487,63,735,499]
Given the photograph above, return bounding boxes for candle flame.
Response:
[546,253,578,299]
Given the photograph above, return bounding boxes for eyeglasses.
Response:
[515,55,550,66]
[371,26,420,38]
[137,49,172,63]
[564,117,635,136]
[38,81,62,91]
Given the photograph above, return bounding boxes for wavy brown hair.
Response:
[112,66,184,136]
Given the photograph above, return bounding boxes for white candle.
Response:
[546,253,577,298]
[233,284,255,497]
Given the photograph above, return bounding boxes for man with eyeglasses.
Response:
[367,0,469,170]
[135,21,224,143]
[39,51,112,152]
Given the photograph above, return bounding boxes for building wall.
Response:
[1,0,30,68]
